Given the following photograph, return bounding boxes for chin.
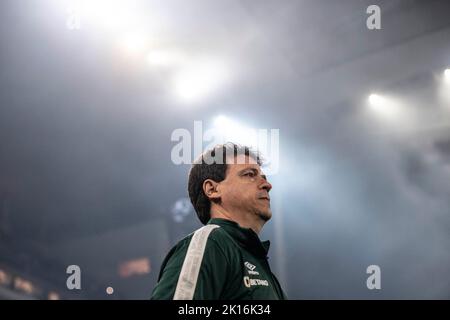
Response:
[258,210,272,222]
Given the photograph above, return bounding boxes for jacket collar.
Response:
[207,218,270,258]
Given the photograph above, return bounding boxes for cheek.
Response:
[222,187,248,203]
[226,190,241,202]
[230,188,254,204]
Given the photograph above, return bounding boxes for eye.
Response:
[244,171,256,177]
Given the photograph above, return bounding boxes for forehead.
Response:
[226,154,261,174]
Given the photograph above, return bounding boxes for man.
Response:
[151,143,287,300]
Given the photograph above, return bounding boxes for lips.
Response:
[257,192,270,201]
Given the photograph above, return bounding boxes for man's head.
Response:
[188,143,272,226]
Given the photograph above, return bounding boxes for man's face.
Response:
[218,154,272,222]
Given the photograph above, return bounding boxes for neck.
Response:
[210,205,265,234]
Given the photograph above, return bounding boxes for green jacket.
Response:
[151,218,287,300]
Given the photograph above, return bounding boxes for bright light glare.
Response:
[444,69,450,82]
[118,33,147,54]
[147,50,185,67]
[211,115,280,175]
[80,0,140,30]
[367,93,402,119]
[439,69,450,104]
[174,58,230,103]
[368,94,384,106]
[213,115,258,148]
[213,115,232,128]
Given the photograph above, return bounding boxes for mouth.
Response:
[257,192,270,201]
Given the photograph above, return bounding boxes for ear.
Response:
[202,179,221,201]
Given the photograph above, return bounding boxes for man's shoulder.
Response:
[172,224,235,251]
[158,224,239,279]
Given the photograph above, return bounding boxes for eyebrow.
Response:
[238,167,267,181]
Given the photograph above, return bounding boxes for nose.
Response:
[260,178,272,192]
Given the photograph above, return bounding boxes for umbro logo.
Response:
[244,261,259,275]
[244,261,256,271]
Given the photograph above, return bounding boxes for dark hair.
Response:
[188,142,263,225]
